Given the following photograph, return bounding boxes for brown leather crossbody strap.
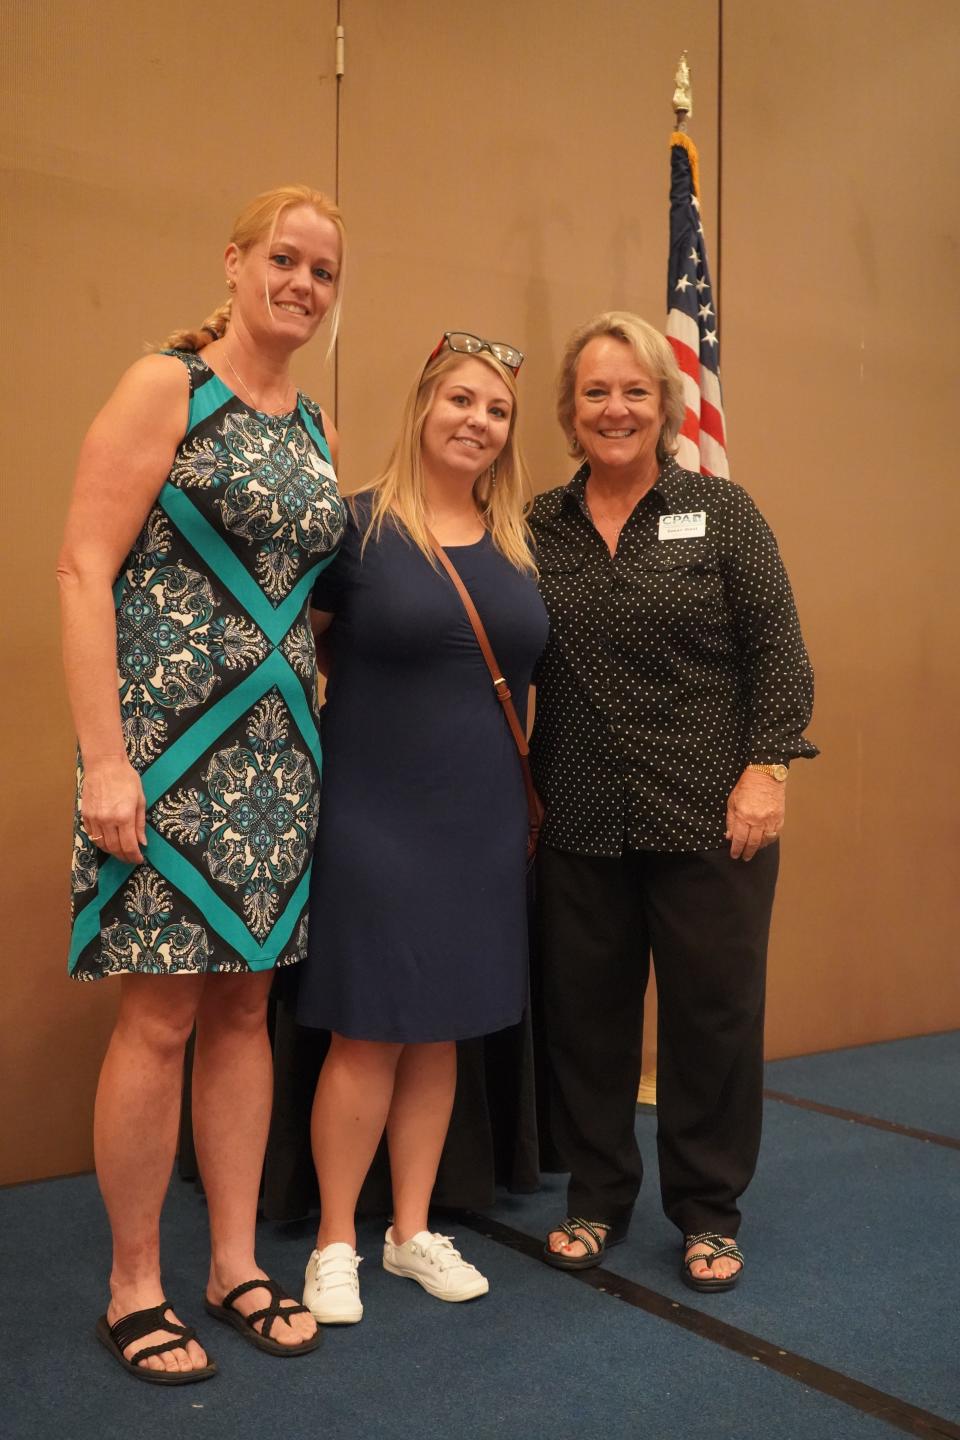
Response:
[426,530,543,845]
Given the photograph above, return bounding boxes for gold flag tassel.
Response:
[670,129,701,201]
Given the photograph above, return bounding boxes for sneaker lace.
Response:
[316,1251,362,1291]
[422,1234,474,1273]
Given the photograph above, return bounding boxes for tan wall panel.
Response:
[7,0,957,1182]
[336,0,720,493]
[0,0,339,1184]
[722,0,960,1055]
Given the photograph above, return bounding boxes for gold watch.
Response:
[747,763,789,782]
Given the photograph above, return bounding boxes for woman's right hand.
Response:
[81,756,147,864]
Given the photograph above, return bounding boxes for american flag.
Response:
[665,132,729,478]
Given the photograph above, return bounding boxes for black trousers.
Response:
[535,842,779,1239]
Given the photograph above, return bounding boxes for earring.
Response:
[226,278,236,292]
[489,460,498,484]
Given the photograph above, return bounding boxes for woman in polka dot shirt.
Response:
[530,311,817,1291]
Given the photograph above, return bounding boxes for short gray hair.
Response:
[556,311,687,463]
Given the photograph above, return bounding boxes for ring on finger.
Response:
[86,832,104,842]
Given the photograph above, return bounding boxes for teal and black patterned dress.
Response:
[69,351,345,980]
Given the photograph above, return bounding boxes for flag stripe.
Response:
[674,435,701,471]
[680,412,701,442]
[700,398,726,448]
[700,367,724,409]
[680,374,701,415]
[668,334,701,384]
[699,431,728,475]
[666,310,700,353]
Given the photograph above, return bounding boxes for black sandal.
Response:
[682,1232,744,1292]
[95,1302,217,1384]
[543,1216,626,1271]
[204,1278,321,1356]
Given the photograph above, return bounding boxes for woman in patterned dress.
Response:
[57,186,346,1381]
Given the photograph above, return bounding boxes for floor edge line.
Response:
[762,1090,960,1150]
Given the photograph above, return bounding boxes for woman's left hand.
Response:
[725,769,786,861]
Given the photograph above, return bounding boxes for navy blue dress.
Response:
[298,503,548,1042]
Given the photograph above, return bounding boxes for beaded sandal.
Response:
[542,1216,627,1271]
[204,1277,321,1356]
[95,1302,217,1384]
[682,1232,745,1292]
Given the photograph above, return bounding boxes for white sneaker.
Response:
[382,1227,489,1302]
[303,1242,363,1324]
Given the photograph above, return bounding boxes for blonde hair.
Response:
[162,184,346,354]
[556,310,686,463]
[357,347,536,575]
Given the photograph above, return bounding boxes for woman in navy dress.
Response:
[298,333,548,1321]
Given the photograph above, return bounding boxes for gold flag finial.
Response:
[673,50,692,126]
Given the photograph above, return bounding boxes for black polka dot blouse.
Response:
[529,457,818,856]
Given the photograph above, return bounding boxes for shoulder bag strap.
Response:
[426,531,544,842]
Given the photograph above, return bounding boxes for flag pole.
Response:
[639,55,699,1117]
[639,57,699,1115]
[673,49,692,133]
[639,55,696,1112]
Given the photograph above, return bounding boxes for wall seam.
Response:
[333,0,344,426]
[717,0,724,328]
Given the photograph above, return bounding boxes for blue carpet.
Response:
[0,1171,929,1440]
[489,1100,960,1422]
[765,1031,960,1137]
[5,1034,959,1437]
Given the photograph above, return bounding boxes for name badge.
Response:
[658,510,706,541]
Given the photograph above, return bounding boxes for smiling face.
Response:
[225,203,341,351]
[573,335,666,482]
[419,356,514,483]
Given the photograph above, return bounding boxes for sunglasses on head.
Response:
[425,330,524,375]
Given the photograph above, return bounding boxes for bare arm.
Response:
[57,354,189,863]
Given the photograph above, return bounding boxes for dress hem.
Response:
[69,953,303,983]
[295,1008,525,1044]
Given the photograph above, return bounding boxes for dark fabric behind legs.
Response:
[179,928,542,1223]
